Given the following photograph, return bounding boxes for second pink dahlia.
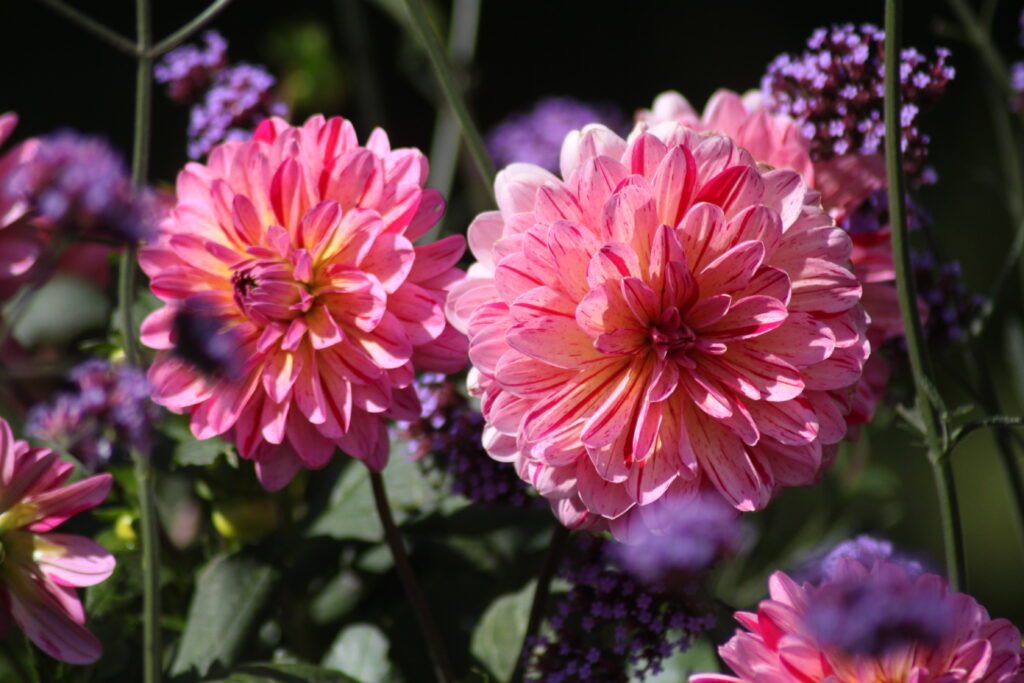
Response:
[141,115,467,489]
[447,121,868,538]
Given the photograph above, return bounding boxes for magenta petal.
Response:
[34,533,116,587]
[8,578,102,665]
[26,474,113,533]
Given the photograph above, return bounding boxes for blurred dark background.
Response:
[2,0,1024,623]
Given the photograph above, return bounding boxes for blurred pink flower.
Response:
[140,115,467,489]
[0,417,115,664]
[692,557,1024,683]
[0,113,44,302]
[447,121,867,539]
[641,90,895,428]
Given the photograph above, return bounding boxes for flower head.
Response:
[155,30,229,104]
[487,97,627,173]
[141,115,467,489]
[0,417,115,664]
[0,131,155,243]
[692,550,1024,682]
[448,121,868,539]
[187,64,289,160]
[27,359,160,470]
[761,23,953,185]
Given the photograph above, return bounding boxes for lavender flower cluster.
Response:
[0,132,154,243]
[155,31,288,160]
[27,359,161,470]
[762,23,954,184]
[486,97,627,173]
[397,373,531,508]
[838,188,929,236]
[911,249,984,345]
[526,535,714,682]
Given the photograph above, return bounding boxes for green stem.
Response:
[127,1,161,681]
[947,0,1020,109]
[426,0,482,209]
[509,525,570,683]
[885,0,965,589]
[35,0,138,55]
[148,0,235,58]
[401,0,495,188]
[369,471,454,683]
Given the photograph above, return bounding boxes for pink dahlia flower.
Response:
[693,558,1024,683]
[0,113,44,302]
[447,119,868,538]
[640,90,896,427]
[0,417,115,664]
[140,115,467,489]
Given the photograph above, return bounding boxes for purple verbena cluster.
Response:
[396,373,531,508]
[155,31,288,160]
[27,359,161,470]
[762,23,954,185]
[171,307,244,380]
[610,496,743,592]
[838,188,929,236]
[911,249,984,345]
[154,31,228,103]
[804,557,953,656]
[800,535,925,586]
[526,535,714,682]
[486,97,627,173]
[0,132,154,243]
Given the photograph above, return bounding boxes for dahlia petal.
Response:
[8,581,102,664]
[259,395,291,444]
[581,362,650,450]
[560,124,627,180]
[678,202,726,273]
[686,409,767,511]
[506,313,603,369]
[600,181,658,254]
[317,207,384,266]
[408,234,464,282]
[755,439,821,487]
[747,398,818,446]
[360,233,414,294]
[494,352,576,398]
[285,411,336,468]
[620,277,660,325]
[0,447,62,514]
[694,165,765,220]
[652,144,698,227]
[722,347,804,401]
[573,156,629,227]
[576,459,634,519]
[191,369,261,439]
[270,157,315,230]
[33,533,116,587]
[495,252,551,303]
[306,303,345,349]
[629,132,669,180]
[466,211,504,270]
[510,285,577,323]
[522,359,628,441]
[140,307,177,350]
[546,220,601,300]
[349,312,412,370]
[679,372,733,420]
[749,312,835,367]
[262,350,302,403]
[321,148,376,211]
[495,163,561,216]
[801,341,868,390]
[586,242,643,288]
[535,184,585,224]
[594,327,648,355]
[337,417,389,471]
[252,442,303,491]
[698,241,766,297]
[410,322,469,373]
[25,474,113,533]
[298,200,343,251]
[701,295,787,340]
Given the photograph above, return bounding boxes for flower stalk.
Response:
[884,0,965,590]
[369,470,454,683]
[509,525,570,683]
[401,0,496,189]
[127,0,161,681]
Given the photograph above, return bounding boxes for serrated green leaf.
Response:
[208,661,360,682]
[171,554,278,676]
[321,623,391,683]
[470,580,535,682]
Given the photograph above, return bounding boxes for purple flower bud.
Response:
[155,31,228,104]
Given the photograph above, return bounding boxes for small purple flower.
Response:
[762,23,953,185]
[1,133,155,243]
[799,535,926,587]
[171,308,243,380]
[610,495,743,590]
[188,63,289,160]
[154,31,228,104]
[486,97,627,173]
[526,535,714,681]
[910,249,984,345]
[804,558,955,656]
[27,359,161,469]
[838,188,930,236]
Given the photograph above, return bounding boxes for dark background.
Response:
[2,0,1024,623]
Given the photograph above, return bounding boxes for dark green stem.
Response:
[148,0,235,58]
[885,0,964,589]
[35,0,138,55]
[947,0,1020,109]
[127,1,161,681]
[401,0,495,188]
[369,471,454,683]
[509,525,570,683]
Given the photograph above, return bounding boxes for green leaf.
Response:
[171,554,278,676]
[470,580,535,682]
[7,275,109,347]
[207,661,360,682]
[160,414,231,467]
[321,623,391,683]
[310,570,364,624]
[1005,317,1024,407]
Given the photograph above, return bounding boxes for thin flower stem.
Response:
[884,0,965,590]
[126,1,161,682]
[401,0,496,189]
[509,525,570,683]
[148,0,235,58]
[369,470,454,683]
[947,0,1021,110]
[35,0,138,56]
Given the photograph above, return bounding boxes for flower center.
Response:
[231,257,313,325]
[650,308,696,360]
